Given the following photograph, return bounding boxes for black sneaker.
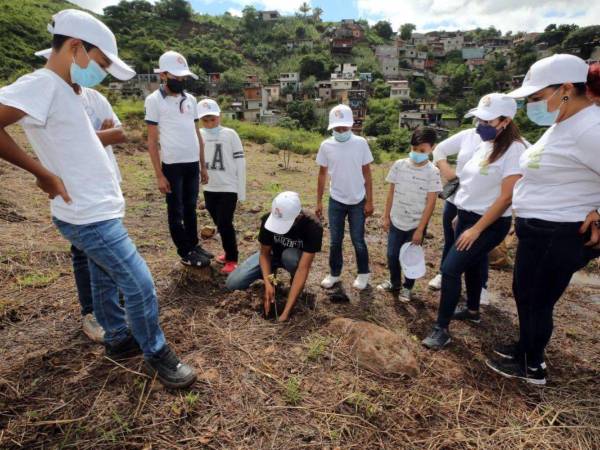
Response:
[493,343,547,369]
[422,325,451,350]
[105,334,142,360]
[486,358,546,386]
[181,250,210,267]
[145,345,197,389]
[194,245,214,260]
[452,306,481,324]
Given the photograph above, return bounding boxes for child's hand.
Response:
[364,201,374,217]
[383,216,390,232]
[412,228,424,245]
[200,167,209,184]
[100,118,115,130]
[456,227,481,251]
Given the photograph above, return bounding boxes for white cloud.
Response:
[227,8,242,17]
[69,0,121,14]
[356,0,600,33]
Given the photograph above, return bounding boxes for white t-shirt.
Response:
[79,87,122,183]
[386,159,442,231]
[432,128,482,204]
[316,134,374,205]
[0,69,124,225]
[144,88,199,164]
[454,140,526,217]
[513,105,600,222]
[201,126,246,201]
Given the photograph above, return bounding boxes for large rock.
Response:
[327,318,419,377]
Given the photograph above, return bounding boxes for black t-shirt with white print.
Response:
[258,210,323,260]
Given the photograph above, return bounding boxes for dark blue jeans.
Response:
[71,245,93,316]
[225,249,302,291]
[328,197,369,276]
[437,209,511,328]
[387,224,416,290]
[441,200,489,288]
[162,162,199,257]
[512,218,600,366]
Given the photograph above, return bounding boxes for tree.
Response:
[154,0,192,20]
[312,7,324,22]
[411,77,427,99]
[373,21,393,40]
[287,100,318,130]
[400,23,416,41]
[242,5,260,32]
[299,54,331,80]
[299,2,311,17]
[372,79,391,99]
[300,75,317,97]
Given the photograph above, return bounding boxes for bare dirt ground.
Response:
[0,126,599,449]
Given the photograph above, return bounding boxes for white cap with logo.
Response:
[400,243,426,279]
[197,98,221,118]
[328,104,354,130]
[154,51,198,80]
[507,54,589,99]
[265,191,302,235]
[35,9,135,81]
[465,93,517,120]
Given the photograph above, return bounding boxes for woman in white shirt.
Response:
[423,93,526,350]
[486,55,600,386]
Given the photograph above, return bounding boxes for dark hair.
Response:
[411,126,437,146]
[488,116,524,164]
[587,63,600,98]
[51,33,96,52]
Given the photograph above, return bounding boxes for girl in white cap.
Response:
[486,55,600,386]
[316,104,374,290]
[198,98,246,274]
[422,93,526,351]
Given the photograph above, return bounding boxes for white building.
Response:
[441,33,465,53]
[280,72,300,92]
[388,80,410,100]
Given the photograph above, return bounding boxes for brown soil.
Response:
[0,126,598,449]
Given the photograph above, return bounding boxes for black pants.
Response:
[162,162,199,257]
[204,191,239,262]
[437,209,511,328]
[512,218,600,366]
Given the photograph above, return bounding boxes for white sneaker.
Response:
[82,313,105,343]
[480,288,490,306]
[352,273,370,290]
[399,287,414,303]
[321,274,341,289]
[428,273,442,291]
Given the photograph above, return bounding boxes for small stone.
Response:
[201,226,216,239]
[249,205,263,214]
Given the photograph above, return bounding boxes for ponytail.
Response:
[587,63,600,98]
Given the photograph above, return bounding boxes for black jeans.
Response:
[387,224,416,290]
[204,191,239,262]
[512,218,600,366]
[162,162,199,257]
[437,209,511,328]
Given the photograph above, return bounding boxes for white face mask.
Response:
[333,130,352,142]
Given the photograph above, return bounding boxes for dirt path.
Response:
[0,128,598,449]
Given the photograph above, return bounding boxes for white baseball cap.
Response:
[465,93,517,120]
[35,9,135,81]
[154,51,198,80]
[265,192,302,235]
[507,54,589,98]
[327,104,354,130]
[198,98,221,118]
[399,243,426,279]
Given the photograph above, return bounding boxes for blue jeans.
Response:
[328,197,369,276]
[437,209,511,328]
[441,200,489,288]
[71,245,93,316]
[387,225,416,290]
[54,218,166,357]
[225,249,302,290]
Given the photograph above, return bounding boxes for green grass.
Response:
[283,376,302,405]
[16,271,60,288]
[304,334,328,362]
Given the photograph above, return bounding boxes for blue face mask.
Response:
[475,123,499,142]
[409,151,429,164]
[526,99,559,126]
[70,48,107,88]
[333,130,352,142]
[204,126,222,135]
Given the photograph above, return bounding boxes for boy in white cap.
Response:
[226,192,323,322]
[198,98,246,274]
[0,9,196,388]
[145,51,210,267]
[316,104,374,290]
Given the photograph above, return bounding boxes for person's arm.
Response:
[433,131,467,181]
[278,251,315,322]
[146,124,170,194]
[232,132,246,202]
[96,119,127,146]
[259,244,275,316]
[0,105,71,203]
[383,183,394,232]
[316,165,327,218]
[362,163,374,216]
[580,209,600,249]
[455,175,521,251]
[197,123,208,184]
[412,192,437,245]
[436,159,456,182]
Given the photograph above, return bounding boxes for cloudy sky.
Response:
[71,0,599,33]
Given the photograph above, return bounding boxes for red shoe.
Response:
[216,254,226,264]
[221,261,238,274]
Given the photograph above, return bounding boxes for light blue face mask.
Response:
[70,48,107,88]
[204,126,222,135]
[526,88,560,126]
[333,130,352,142]
[409,151,429,164]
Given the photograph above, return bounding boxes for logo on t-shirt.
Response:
[274,235,304,249]
[207,143,225,171]
[526,145,544,169]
